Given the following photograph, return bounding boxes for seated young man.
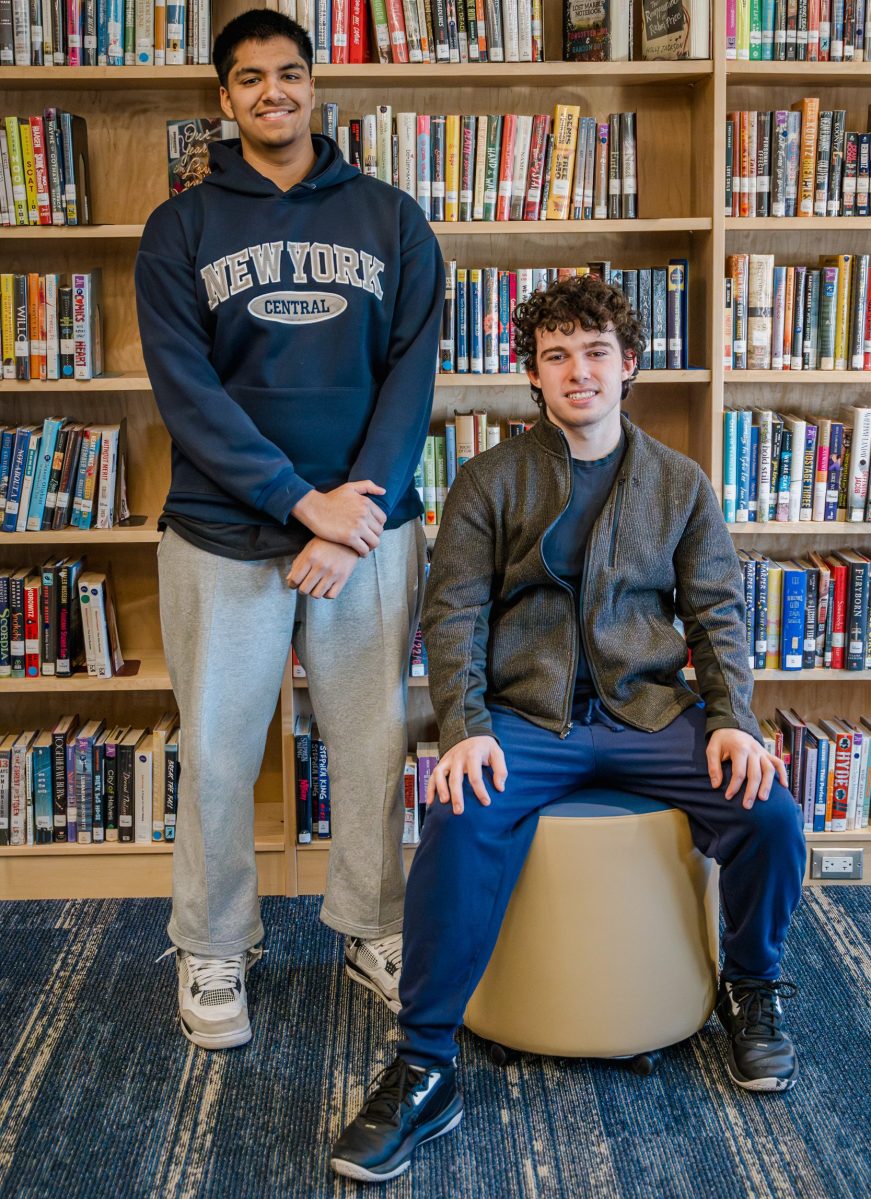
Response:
[331,276,807,1183]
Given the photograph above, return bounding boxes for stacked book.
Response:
[321,103,639,222]
[726,0,871,60]
[0,714,180,845]
[0,418,129,532]
[726,100,871,219]
[1,272,103,381]
[439,260,690,377]
[1,112,91,226]
[722,407,871,524]
[2,0,211,65]
[736,547,871,673]
[278,0,546,64]
[761,709,871,832]
[724,253,871,372]
[0,560,125,678]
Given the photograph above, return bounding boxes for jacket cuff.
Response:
[704,712,764,744]
[438,715,497,757]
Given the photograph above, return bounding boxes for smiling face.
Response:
[527,322,636,457]
[219,35,314,156]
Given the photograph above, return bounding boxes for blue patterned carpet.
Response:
[0,890,869,1199]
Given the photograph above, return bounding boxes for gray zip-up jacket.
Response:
[422,413,762,755]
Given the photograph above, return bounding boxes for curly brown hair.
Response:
[513,275,646,410]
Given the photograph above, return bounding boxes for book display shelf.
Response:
[2,1,869,900]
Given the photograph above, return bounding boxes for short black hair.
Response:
[213,8,313,87]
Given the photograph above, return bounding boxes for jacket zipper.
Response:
[578,472,633,728]
[539,434,578,739]
[608,476,626,568]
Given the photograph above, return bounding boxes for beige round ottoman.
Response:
[464,788,720,1070]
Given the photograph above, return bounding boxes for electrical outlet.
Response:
[810,848,864,880]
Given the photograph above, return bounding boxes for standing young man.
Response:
[135,9,443,1049]
[332,276,807,1182]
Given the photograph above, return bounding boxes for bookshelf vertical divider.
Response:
[1,0,869,900]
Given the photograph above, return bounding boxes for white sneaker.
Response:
[164,946,262,1049]
[345,933,402,1013]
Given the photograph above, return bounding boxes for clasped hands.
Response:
[287,480,386,599]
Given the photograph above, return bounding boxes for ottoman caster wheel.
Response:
[488,1042,520,1068]
[628,1052,660,1077]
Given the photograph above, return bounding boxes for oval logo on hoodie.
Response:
[248,291,347,324]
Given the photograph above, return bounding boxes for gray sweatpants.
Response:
[157,521,426,955]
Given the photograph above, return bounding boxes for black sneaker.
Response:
[331,1056,463,1182]
[716,977,799,1092]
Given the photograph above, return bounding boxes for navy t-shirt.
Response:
[542,433,626,714]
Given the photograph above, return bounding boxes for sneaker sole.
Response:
[331,1106,464,1183]
[727,1065,798,1093]
[179,1014,253,1050]
[345,961,402,1014]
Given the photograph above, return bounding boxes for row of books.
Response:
[0,561,125,679]
[1,418,129,533]
[764,709,871,832]
[725,102,871,219]
[1,0,211,65]
[722,408,871,524]
[737,547,871,673]
[564,0,710,61]
[724,253,871,372]
[1,271,103,381]
[319,104,639,222]
[169,105,638,223]
[277,0,546,65]
[1,112,91,227]
[437,261,690,376]
[0,714,179,846]
[725,0,871,60]
[416,418,531,523]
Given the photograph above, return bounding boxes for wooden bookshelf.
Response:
[0,217,714,240]
[2,0,868,901]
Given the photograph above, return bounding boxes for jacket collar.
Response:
[531,411,638,470]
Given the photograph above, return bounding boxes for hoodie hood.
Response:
[203,133,357,197]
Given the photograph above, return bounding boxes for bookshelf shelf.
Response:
[437,369,710,387]
[724,371,871,384]
[431,218,713,234]
[0,652,171,692]
[0,803,284,855]
[0,804,285,900]
[1,61,714,90]
[725,218,871,231]
[729,522,871,535]
[0,225,144,240]
[0,373,153,392]
[0,371,710,393]
[685,668,871,682]
[1,218,712,241]
[726,61,871,84]
[0,522,161,544]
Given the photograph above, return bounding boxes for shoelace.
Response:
[366,936,403,972]
[155,946,244,997]
[360,1059,426,1123]
[728,978,798,1039]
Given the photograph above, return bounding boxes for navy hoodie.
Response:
[135,135,444,532]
